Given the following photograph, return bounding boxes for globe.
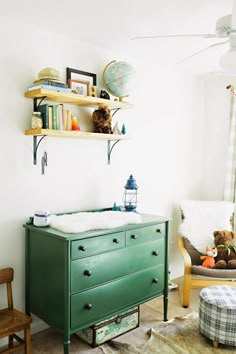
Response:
[103,60,135,101]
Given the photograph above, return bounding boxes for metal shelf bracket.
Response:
[107,140,121,165]
[33,135,46,165]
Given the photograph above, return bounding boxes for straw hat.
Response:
[38,67,62,82]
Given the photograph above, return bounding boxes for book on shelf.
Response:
[51,105,58,130]
[57,104,65,130]
[27,84,72,93]
[33,79,68,88]
[37,104,49,129]
[48,106,53,129]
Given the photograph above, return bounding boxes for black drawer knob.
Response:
[78,245,86,252]
[83,270,92,277]
[156,229,161,233]
[113,238,120,244]
[84,303,92,310]
[131,234,138,239]
[152,251,159,256]
[153,278,159,284]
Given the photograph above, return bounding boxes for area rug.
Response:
[100,311,236,354]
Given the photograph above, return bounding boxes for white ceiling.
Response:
[1,0,234,72]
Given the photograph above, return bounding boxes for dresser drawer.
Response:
[71,239,164,293]
[71,265,164,329]
[126,224,165,245]
[71,231,125,259]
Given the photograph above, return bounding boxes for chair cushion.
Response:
[183,237,203,265]
[184,237,236,277]
[179,200,234,253]
[192,265,236,278]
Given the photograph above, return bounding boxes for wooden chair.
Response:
[178,200,236,308]
[0,267,32,353]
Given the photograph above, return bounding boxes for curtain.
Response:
[224,85,236,202]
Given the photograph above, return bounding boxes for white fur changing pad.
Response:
[49,211,141,233]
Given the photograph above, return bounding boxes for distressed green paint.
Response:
[24,210,170,354]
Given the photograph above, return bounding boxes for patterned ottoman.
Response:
[199,286,236,348]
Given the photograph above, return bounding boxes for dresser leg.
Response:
[64,338,70,354]
[163,293,168,321]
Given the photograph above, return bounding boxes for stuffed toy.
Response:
[213,230,236,269]
[92,105,113,134]
[200,245,217,268]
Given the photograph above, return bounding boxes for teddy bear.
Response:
[213,230,236,269]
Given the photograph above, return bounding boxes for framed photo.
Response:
[68,79,90,96]
[66,67,97,87]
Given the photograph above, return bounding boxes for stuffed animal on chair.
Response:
[213,230,236,269]
[200,245,217,268]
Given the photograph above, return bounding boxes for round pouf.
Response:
[199,286,236,347]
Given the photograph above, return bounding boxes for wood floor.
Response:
[22,276,201,353]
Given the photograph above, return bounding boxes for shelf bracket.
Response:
[107,140,121,165]
[33,96,46,111]
[33,135,46,165]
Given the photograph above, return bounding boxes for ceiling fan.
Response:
[132,1,236,70]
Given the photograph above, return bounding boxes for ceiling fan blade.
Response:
[131,34,217,40]
[177,40,229,64]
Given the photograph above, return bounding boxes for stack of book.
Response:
[27,79,72,93]
[37,103,79,131]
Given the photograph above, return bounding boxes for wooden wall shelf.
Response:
[24,89,133,110]
[25,128,127,141]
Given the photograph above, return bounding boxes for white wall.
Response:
[0,15,229,333]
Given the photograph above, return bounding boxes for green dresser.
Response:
[24,210,170,354]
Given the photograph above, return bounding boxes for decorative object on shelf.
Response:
[100,90,110,100]
[31,111,43,129]
[68,79,90,96]
[92,105,113,134]
[32,67,68,88]
[71,117,80,131]
[90,85,97,97]
[38,67,61,81]
[123,175,138,212]
[121,124,126,135]
[112,122,121,135]
[66,67,97,97]
[103,60,135,101]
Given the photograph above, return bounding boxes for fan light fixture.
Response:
[219,35,236,73]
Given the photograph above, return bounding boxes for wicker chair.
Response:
[178,200,236,307]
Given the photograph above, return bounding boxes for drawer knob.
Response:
[131,234,138,239]
[113,238,120,244]
[85,303,92,310]
[78,245,86,252]
[153,278,159,284]
[83,270,92,277]
[156,229,161,233]
[152,251,159,256]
